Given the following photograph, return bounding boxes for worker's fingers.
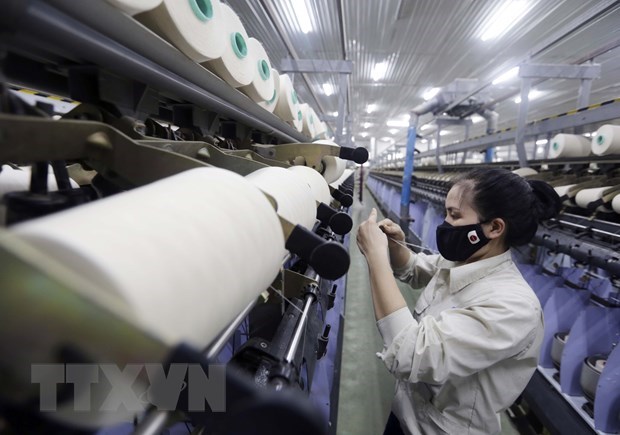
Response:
[368,207,377,223]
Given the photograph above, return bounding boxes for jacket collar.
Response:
[440,250,514,294]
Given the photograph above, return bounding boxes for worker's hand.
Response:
[377,218,405,247]
[356,208,388,261]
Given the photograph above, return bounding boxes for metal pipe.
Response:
[133,409,172,435]
[284,293,315,363]
[204,299,257,360]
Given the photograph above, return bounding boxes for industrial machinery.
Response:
[0,1,368,434]
[368,98,620,433]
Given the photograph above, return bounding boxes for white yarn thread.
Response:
[12,168,285,349]
[288,165,331,205]
[300,103,316,139]
[238,38,275,103]
[274,74,299,123]
[257,68,280,113]
[136,0,225,62]
[611,194,620,214]
[245,167,317,229]
[591,124,620,156]
[548,134,590,158]
[554,184,576,197]
[575,186,612,210]
[203,3,254,88]
[330,169,354,190]
[105,0,161,15]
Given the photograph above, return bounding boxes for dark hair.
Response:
[452,168,561,247]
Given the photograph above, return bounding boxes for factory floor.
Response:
[336,183,521,435]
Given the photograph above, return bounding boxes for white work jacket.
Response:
[377,249,543,435]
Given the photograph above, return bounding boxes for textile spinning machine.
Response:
[0,1,369,434]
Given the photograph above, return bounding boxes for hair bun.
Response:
[527,179,562,221]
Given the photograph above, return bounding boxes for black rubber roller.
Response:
[338,146,369,164]
[331,189,353,207]
[285,225,350,280]
[317,203,353,235]
[329,212,353,235]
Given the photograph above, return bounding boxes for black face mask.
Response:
[436,221,490,262]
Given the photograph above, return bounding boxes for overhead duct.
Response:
[477,108,499,135]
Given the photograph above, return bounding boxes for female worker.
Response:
[356,168,561,435]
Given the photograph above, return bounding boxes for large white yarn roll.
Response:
[330,169,355,190]
[288,166,331,205]
[300,103,317,139]
[548,134,591,158]
[322,157,346,184]
[611,194,620,214]
[0,165,78,197]
[238,38,275,103]
[274,74,298,123]
[203,4,253,88]
[554,184,576,197]
[314,121,328,139]
[257,68,280,113]
[307,107,320,139]
[575,187,611,210]
[314,140,346,183]
[136,0,225,62]
[12,168,284,349]
[591,124,620,156]
[106,0,161,15]
[245,167,316,229]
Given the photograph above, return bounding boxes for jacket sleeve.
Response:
[376,289,542,385]
[392,251,441,289]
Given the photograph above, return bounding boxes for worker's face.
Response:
[444,184,482,226]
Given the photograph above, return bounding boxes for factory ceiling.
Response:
[227,0,620,154]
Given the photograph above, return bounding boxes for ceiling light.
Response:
[328,111,338,117]
[481,1,528,41]
[363,122,372,128]
[322,83,334,96]
[514,90,543,104]
[422,87,440,101]
[420,124,434,131]
[439,130,449,136]
[366,104,378,113]
[295,0,314,34]
[387,119,409,128]
[360,132,369,138]
[389,129,399,135]
[371,61,389,81]
[380,137,394,143]
[492,66,519,85]
[535,139,548,145]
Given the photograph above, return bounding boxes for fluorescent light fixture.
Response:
[422,87,440,101]
[363,122,372,128]
[389,129,400,135]
[366,104,378,113]
[380,137,394,143]
[470,114,485,123]
[386,114,410,128]
[387,119,409,128]
[439,130,449,136]
[420,124,434,131]
[351,136,355,142]
[296,0,313,34]
[360,132,369,138]
[322,83,334,96]
[371,61,389,81]
[535,139,548,145]
[492,66,519,85]
[480,1,528,41]
[514,90,543,104]
[328,111,338,117]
